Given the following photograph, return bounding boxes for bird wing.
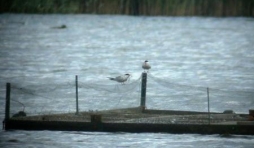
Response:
[115,75,125,82]
[108,75,129,83]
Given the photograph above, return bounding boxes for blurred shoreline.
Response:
[1,0,254,17]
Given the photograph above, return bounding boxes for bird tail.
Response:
[107,77,115,80]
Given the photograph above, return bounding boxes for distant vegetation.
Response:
[1,0,254,16]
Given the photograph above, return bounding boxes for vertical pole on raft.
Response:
[140,72,147,111]
[207,87,210,125]
[75,75,79,115]
[4,83,11,129]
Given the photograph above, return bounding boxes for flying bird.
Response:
[108,74,131,84]
[142,60,151,72]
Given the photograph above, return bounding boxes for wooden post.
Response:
[90,114,102,130]
[249,109,254,121]
[207,87,210,125]
[5,83,11,122]
[75,75,79,115]
[140,72,147,110]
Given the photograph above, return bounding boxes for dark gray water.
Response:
[0,14,254,147]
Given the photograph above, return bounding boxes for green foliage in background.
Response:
[1,0,253,16]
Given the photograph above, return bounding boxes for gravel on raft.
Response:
[10,107,249,125]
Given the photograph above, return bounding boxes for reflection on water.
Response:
[0,14,254,147]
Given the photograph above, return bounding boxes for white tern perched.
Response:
[108,74,131,84]
[142,60,151,72]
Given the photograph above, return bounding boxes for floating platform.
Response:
[3,74,254,135]
[4,107,254,135]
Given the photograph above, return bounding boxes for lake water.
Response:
[0,14,254,147]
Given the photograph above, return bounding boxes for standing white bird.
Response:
[107,74,131,84]
[142,60,151,72]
